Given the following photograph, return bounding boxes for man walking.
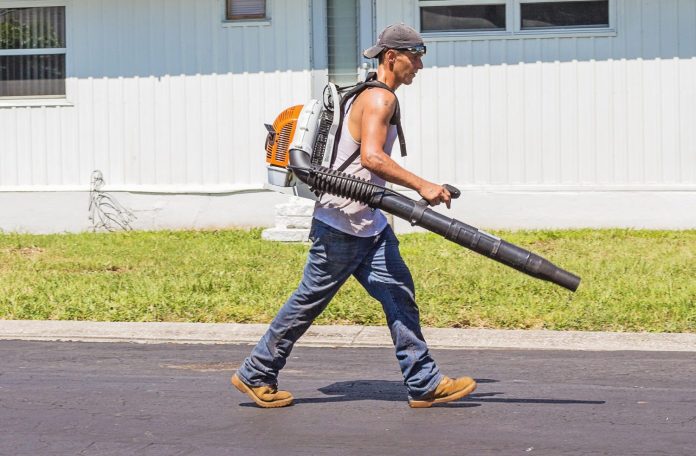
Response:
[232,24,476,408]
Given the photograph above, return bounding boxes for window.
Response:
[521,1,609,30]
[421,4,506,32]
[0,6,66,98]
[418,0,613,36]
[226,0,265,20]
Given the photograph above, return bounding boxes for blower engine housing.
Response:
[264,84,341,200]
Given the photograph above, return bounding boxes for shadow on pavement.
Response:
[296,378,602,406]
[464,391,606,405]
[238,378,605,407]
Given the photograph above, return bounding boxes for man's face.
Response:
[392,50,424,85]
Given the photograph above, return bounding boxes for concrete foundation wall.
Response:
[0,191,290,234]
[1,190,693,234]
[393,190,696,233]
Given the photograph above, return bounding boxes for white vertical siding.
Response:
[377,0,696,189]
[1,0,695,196]
[0,0,312,189]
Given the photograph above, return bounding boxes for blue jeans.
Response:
[236,218,442,399]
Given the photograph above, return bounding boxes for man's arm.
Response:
[359,89,452,208]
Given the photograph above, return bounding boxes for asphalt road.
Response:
[1,340,695,455]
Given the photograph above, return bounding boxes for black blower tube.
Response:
[289,149,581,292]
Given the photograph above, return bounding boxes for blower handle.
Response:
[417,184,461,207]
[444,184,461,199]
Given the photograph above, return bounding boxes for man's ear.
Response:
[384,49,397,68]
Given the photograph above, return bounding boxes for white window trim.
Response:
[0,1,71,107]
[0,97,73,107]
[0,47,65,56]
[221,19,272,27]
[417,0,616,41]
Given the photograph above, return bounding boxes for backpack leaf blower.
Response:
[264,78,581,292]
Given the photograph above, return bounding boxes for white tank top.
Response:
[313,94,399,237]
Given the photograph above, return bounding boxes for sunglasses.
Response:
[396,45,427,56]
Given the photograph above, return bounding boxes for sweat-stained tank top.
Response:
[313,93,399,237]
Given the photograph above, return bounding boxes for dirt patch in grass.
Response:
[4,246,45,257]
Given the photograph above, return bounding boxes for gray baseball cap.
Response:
[363,23,425,59]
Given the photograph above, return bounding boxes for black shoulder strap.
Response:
[362,79,407,159]
[336,150,361,173]
[328,73,407,170]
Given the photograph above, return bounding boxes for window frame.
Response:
[416,0,616,41]
[0,1,71,106]
[223,0,271,26]
[419,0,509,33]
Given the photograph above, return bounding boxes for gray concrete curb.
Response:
[1,320,696,352]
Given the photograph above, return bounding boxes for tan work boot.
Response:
[408,375,477,408]
[231,373,294,408]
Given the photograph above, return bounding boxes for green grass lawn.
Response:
[1,228,694,332]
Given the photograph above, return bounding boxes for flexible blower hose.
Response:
[289,149,581,292]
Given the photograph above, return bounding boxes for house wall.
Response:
[0,0,312,190]
[1,0,695,233]
[380,0,696,190]
[0,0,317,233]
[377,0,696,230]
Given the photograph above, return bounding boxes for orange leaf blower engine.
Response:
[264,84,342,200]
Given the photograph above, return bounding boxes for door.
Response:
[326,0,374,86]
